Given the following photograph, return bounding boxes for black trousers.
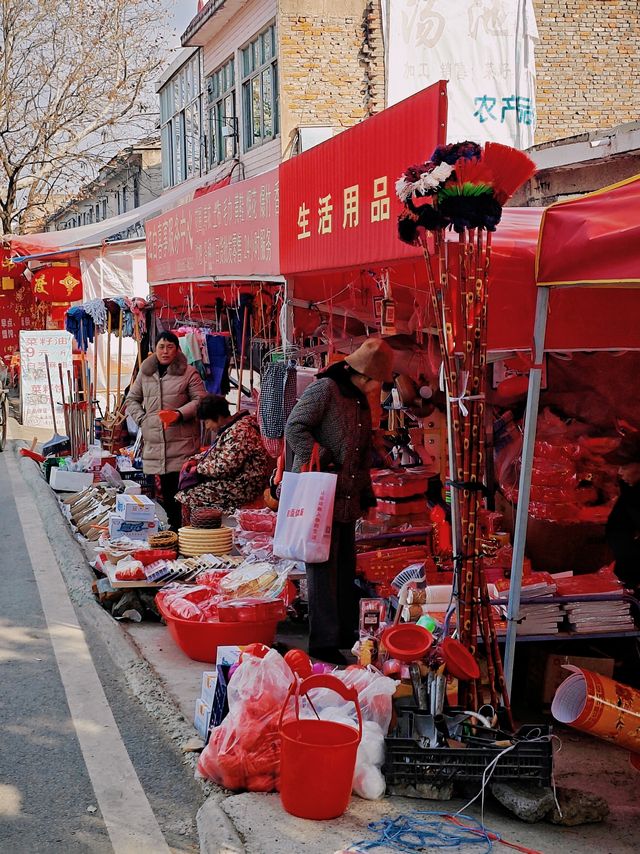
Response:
[159,471,182,531]
[306,520,359,650]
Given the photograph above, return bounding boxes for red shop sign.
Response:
[0,245,27,279]
[146,170,280,283]
[279,81,447,275]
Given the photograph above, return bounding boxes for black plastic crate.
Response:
[384,708,552,788]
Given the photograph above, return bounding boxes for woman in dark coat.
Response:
[285,338,394,664]
[605,433,640,593]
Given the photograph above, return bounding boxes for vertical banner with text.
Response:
[385,0,537,149]
[20,330,73,430]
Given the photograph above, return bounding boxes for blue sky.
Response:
[165,0,199,46]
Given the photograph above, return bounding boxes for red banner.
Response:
[279,82,447,274]
[0,279,42,360]
[146,170,280,284]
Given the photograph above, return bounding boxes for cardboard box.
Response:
[201,670,218,707]
[108,513,158,542]
[543,654,615,705]
[211,665,230,728]
[49,469,95,492]
[114,493,155,522]
[216,645,243,667]
[194,698,213,743]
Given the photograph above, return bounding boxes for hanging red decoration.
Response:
[48,303,70,324]
[0,245,27,280]
[31,265,83,302]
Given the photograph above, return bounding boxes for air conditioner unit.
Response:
[298,126,334,153]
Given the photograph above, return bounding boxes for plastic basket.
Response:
[384,708,552,789]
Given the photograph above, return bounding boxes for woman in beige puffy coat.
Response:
[126,332,205,529]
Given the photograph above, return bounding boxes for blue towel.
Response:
[205,334,229,395]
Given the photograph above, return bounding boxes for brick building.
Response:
[43,137,162,234]
[158,0,380,189]
[534,0,640,144]
[158,1,640,204]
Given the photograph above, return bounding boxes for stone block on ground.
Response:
[491,781,556,823]
[547,786,609,826]
[386,780,454,800]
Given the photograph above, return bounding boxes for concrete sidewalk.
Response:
[123,604,639,854]
[11,438,639,854]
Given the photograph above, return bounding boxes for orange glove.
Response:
[158,409,180,428]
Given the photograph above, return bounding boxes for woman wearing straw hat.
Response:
[285,338,394,664]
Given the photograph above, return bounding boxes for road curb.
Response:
[197,794,246,854]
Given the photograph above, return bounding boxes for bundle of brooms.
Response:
[396,141,536,724]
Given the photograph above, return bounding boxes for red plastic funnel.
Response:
[440,637,480,680]
[382,624,433,662]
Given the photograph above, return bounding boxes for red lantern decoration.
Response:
[0,245,26,280]
[31,265,83,302]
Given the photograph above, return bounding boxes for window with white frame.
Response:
[206,57,236,168]
[241,24,278,152]
[159,53,202,188]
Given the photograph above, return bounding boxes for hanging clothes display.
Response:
[205,333,230,395]
[65,307,94,351]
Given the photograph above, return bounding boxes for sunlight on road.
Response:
[0,784,22,817]
[49,622,93,663]
[0,620,43,664]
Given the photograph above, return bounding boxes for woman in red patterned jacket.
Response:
[176,394,273,516]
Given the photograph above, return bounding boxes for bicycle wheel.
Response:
[0,394,7,452]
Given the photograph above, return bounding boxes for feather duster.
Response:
[482,142,536,204]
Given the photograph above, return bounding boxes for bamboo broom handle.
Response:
[105,312,112,416]
[116,308,123,409]
[236,307,249,412]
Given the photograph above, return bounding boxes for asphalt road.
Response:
[0,448,204,853]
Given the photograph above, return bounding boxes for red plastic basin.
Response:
[157,597,280,663]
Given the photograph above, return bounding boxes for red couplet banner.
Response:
[145,169,280,284]
[279,81,447,274]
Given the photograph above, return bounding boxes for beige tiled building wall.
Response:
[534,0,640,142]
[278,0,373,155]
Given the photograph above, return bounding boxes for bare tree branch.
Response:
[0,0,168,232]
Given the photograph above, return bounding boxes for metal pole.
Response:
[504,286,550,692]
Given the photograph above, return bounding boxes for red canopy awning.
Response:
[536,174,640,288]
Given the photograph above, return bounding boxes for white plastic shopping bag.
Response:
[273,467,337,563]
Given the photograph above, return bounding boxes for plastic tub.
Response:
[156,597,280,663]
[217,598,286,623]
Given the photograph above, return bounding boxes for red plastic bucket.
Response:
[279,674,362,820]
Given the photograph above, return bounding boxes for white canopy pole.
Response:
[503,285,550,692]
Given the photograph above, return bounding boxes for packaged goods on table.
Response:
[114,493,155,522]
[235,508,277,535]
[108,514,158,541]
[370,467,432,500]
